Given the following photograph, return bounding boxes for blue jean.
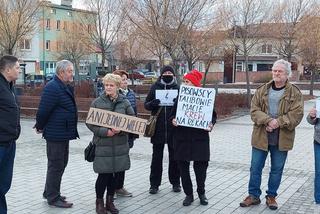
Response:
[0,141,16,214]
[314,141,320,203]
[248,146,287,198]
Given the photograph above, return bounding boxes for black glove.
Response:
[150,99,160,107]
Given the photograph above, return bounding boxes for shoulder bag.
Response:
[144,107,163,137]
[84,141,95,162]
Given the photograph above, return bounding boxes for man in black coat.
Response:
[0,55,21,214]
[34,60,79,208]
[144,65,181,194]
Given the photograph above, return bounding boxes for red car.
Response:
[128,71,145,80]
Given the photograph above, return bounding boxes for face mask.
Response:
[162,75,173,83]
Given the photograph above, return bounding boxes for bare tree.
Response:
[83,0,128,74]
[201,31,226,86]
[137,25,167,68]
[298,14,320,96]
[179,1,218,72]
[272,0,315,62]
[128,0,212,72]
[55,22,94,84]
[116,22,148,71]
[0,0,40,55]
[220,0,271,107]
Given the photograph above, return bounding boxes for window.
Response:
[236,61,243,72]
[257,64,273,71]
[56,20,60,30]
[46,19,50,30]
[261,44,272,54]
[45,62,56,75]
[63,21,68,31]
[87,24,91,33]
[198,62,203,71]
[67,11,72,17]
[19,39,31,50]
[46,40,51,50]
[50,9,56,14]
[56,41,64,51]
[56,41,60,51]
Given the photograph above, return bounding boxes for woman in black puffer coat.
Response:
[144,65,181,194]
[171,70,217,207]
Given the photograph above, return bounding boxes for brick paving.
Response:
[6,98,320,213]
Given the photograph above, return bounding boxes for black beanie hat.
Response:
[160,65,175,76]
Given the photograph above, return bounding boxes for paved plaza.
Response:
[6,98,320,214]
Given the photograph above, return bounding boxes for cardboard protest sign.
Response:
[86,108,147,135]
[156,89,178,106]
[175,85,215,129]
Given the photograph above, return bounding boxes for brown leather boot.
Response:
[96,198,106,214]
[105,195,119,214]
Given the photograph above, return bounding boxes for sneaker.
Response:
[149,186,159,194]
[115,188,132,197]
[240,195,261,207]
[266,196,278,210]
[172,185,181,193]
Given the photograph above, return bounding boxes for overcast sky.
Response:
[50,0,85,9]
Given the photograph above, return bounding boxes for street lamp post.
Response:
[232,20,237,83]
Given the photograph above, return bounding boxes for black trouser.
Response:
[44,141,69,203]
[178,161,208,196]
[96,173,121,198]
[150,143,180,188]
[115,171,125,190]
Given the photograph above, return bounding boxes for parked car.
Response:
[134,68,149,75]
[128,71,145,80]
[25,74,45,86]
[144,72,158,78]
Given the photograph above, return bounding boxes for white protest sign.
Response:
[86,108,147,135]
[175,85,215,129]
[156,89,178,106]
[317,99,320,118]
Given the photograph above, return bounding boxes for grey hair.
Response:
[103,73,122,87]
[272,59,292,77]
[55,60,73,75]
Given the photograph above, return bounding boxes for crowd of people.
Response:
[0,55,319,214]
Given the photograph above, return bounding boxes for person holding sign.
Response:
[86,74,135,214]
[113,70,137,198]
[144,65,181,194]
[240,59,304,210]
[171,69,217,206]
[306,105,320,204]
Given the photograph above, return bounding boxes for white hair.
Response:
[55,60,73,75]
[272,59,292,77]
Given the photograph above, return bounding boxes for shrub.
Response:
[215,93,248,118]
[74,81,96,98]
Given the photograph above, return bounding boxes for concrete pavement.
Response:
[6,97,320,213]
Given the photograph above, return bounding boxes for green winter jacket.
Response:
[86,93,135,173]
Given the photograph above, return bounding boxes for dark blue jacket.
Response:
[123,88,137,115]
[35,75,79,142]
[0,73,20,145]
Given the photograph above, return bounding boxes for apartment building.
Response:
[17,0,96,82]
